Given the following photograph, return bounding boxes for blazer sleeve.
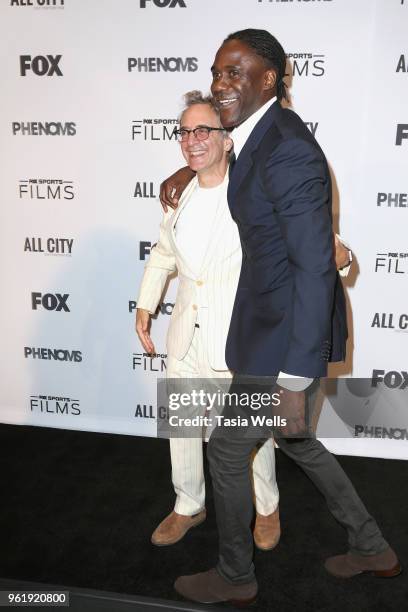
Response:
[262,137,336,377]
[136,212,177,314]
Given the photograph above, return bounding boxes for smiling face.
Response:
[179,103,231,175]
[210,39,276,129]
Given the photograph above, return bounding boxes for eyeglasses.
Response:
[174,126,226,142]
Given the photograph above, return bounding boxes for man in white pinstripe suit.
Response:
[136,91,281,548]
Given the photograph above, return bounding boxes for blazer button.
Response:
[192,304,198,311]
[196,280,203,286]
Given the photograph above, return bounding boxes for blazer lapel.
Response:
[228,100,281,206]
[169,176,199,276]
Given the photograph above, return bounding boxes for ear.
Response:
[224,136,234,152]
[264,68,277,91]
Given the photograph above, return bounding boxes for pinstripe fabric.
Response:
[137,174,279,516]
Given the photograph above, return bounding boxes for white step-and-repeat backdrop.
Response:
[0,0,407,459]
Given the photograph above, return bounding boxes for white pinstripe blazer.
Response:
[137,173,242,370]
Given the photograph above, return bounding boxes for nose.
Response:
[212,74,229,94]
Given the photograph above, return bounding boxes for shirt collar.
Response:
[231,97,277,158]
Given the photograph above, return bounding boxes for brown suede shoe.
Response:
[325,546,402,578]
[253,508,281,551]
[151,510,206,546]
[174,568,257,606]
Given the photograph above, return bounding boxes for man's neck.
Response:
[197,161,228,188]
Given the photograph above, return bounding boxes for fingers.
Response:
[135,310,155,355]
[159,182,179,212]
[159,182,169,213]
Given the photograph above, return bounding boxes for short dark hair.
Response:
[224,29,288,101]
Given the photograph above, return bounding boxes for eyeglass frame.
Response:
[173,125,226,142]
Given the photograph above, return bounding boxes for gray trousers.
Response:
[207,375,388,584]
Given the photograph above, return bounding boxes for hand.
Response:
[273,385,308,438]
[135,308,155,354]
[159,166,195,212]
[334,234,351,271]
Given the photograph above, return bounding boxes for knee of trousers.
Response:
[207,436,252,476]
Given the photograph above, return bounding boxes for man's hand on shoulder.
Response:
[159,166,195,212]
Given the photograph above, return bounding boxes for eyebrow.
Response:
[179,123,207,129]
[210,64,240,72]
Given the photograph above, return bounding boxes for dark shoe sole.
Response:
[328,561,403,579]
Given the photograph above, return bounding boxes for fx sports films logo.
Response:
[374,252,408,274]
[287,52,325,77]
[30,395,80,416]
[19,179,74,200]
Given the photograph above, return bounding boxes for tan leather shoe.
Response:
[253,508,281,551]
[325,546,402,578]
[175,568,257,606]
[151,509,206,546]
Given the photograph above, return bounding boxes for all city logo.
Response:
[371,313,408,331]
[134,181,157,198]
[20,54,62,76]
[31,292,70,311]
[24,237,74,256]
[11,0,65,7]
[19,178,75,200]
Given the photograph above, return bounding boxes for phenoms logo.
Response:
[129,300,174,315]
[24,347,82,362]
[377,192,407,208]
[396,124,408,145]
[128,57,197,72]
[12,122,76,136]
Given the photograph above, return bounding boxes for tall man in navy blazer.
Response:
[174,29,401,606]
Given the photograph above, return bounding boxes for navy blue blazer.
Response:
[226,101,347,377]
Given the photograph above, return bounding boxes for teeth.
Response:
[190,151,205,156]
[219,98,238,106]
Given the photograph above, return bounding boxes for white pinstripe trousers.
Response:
[167,323,279,516]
